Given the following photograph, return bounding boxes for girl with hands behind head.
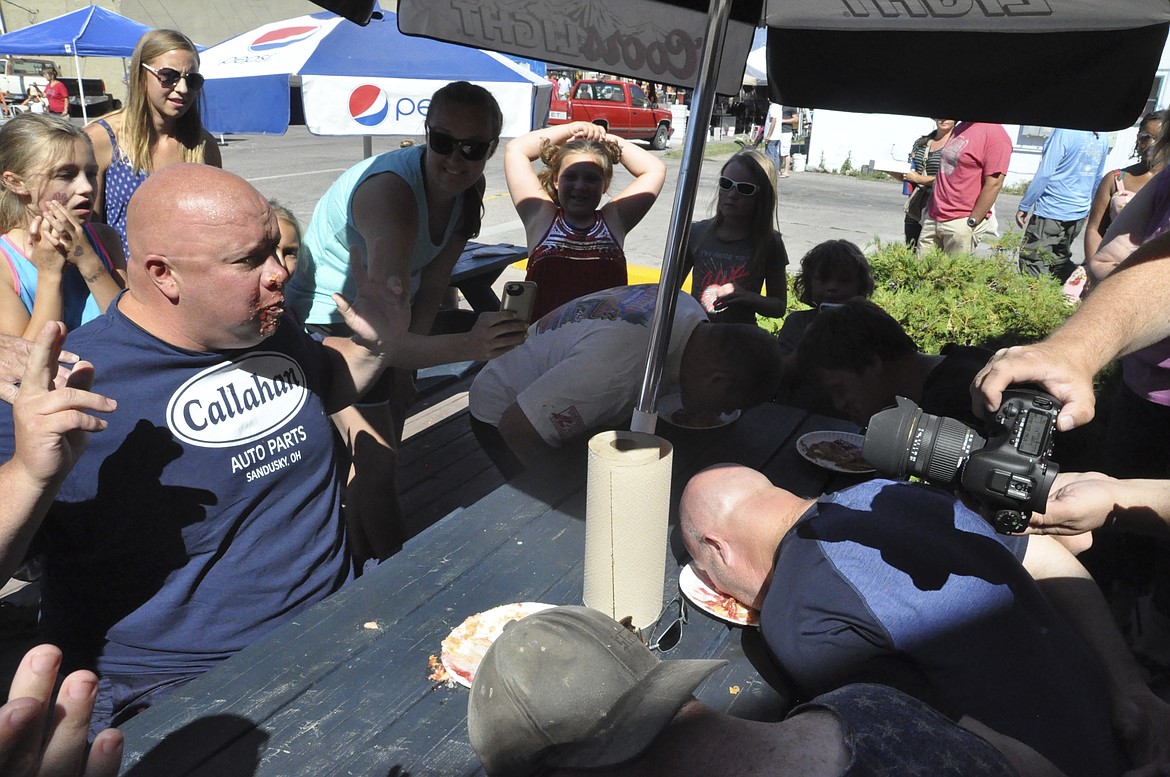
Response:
[506,120,666,320]
[0,114,125,341]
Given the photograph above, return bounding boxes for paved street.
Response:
[221,126,1033,276]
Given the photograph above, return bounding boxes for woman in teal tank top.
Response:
[291,82,528,565]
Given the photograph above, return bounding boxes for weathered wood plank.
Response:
[118,478,582,773]
[138,499,588,775]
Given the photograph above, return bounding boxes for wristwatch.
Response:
[966,217,979,229]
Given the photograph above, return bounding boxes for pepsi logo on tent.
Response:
[349,85,389,127]
[250,25,320,52]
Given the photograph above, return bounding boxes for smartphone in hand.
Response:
[501,281,537,324]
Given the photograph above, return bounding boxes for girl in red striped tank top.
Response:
[505,121,666,320]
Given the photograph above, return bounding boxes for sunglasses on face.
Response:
[718,176,758,196]
[1138,132,1155,142]
[141,63,204,91]
[426,128,495,162]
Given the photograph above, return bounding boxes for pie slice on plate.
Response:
[437,602,556,688]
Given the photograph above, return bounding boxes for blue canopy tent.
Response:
[0,5,151,121]
[198,7,552,139]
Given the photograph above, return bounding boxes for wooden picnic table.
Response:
[116,402,864,776]
[448,242,527,312]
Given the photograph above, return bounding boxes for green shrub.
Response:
[1002,179,1031,196]
[758,239,1073,354]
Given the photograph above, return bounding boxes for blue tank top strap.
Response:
[96,118,117,147]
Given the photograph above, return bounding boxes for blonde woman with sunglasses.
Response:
[681,149,788,324]
[83,29,221,259]
[505,120,666,320]
[286,81,528,566]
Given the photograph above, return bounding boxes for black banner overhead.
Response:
[395,0,765,96]
[767,26,1167,131]
[763,0,1170,130]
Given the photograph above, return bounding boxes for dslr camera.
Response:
[862,389,1061,533]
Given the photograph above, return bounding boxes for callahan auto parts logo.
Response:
[840,0,1052,18]
[349,85,389,127]
[250,25,320,51]
[165,353,308,448]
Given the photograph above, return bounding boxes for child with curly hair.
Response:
[774,240,874,408]
[505,121,666,319]
[777,239,874,356]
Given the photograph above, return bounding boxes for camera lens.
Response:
[864,397,984,487]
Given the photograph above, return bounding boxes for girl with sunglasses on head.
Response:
[286,81,528,566]
[83,29,220,260]
[681,149,787,325]
[0,114,125,339]
[505,120,666,320]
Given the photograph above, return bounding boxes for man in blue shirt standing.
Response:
[1016,128,1110,281]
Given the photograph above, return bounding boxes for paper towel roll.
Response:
[583,431,673,630]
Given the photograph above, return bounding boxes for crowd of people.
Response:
[0,21,1168,777]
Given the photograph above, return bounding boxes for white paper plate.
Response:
[796,431,874,473]
[679,564,758,627]
[439,602,556,688]
[657,393,741,430]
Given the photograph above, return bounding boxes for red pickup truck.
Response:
[548,79,674,150]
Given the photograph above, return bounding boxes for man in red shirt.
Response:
[918,122,1013,256]
[42,67,69,117]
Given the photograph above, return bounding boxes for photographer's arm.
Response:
[1032,472,1170,538]
[974,229,1170,430]
[1023,535,1170,770]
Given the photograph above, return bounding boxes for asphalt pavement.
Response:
[220,127,1035,277]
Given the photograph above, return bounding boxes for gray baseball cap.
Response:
[467,605,725,776]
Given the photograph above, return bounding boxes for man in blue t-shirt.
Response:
[680,464,1169,777]
[1015,128,1109,281]
[0,164,409,731]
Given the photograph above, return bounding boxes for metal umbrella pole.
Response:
[629,0,736,434]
